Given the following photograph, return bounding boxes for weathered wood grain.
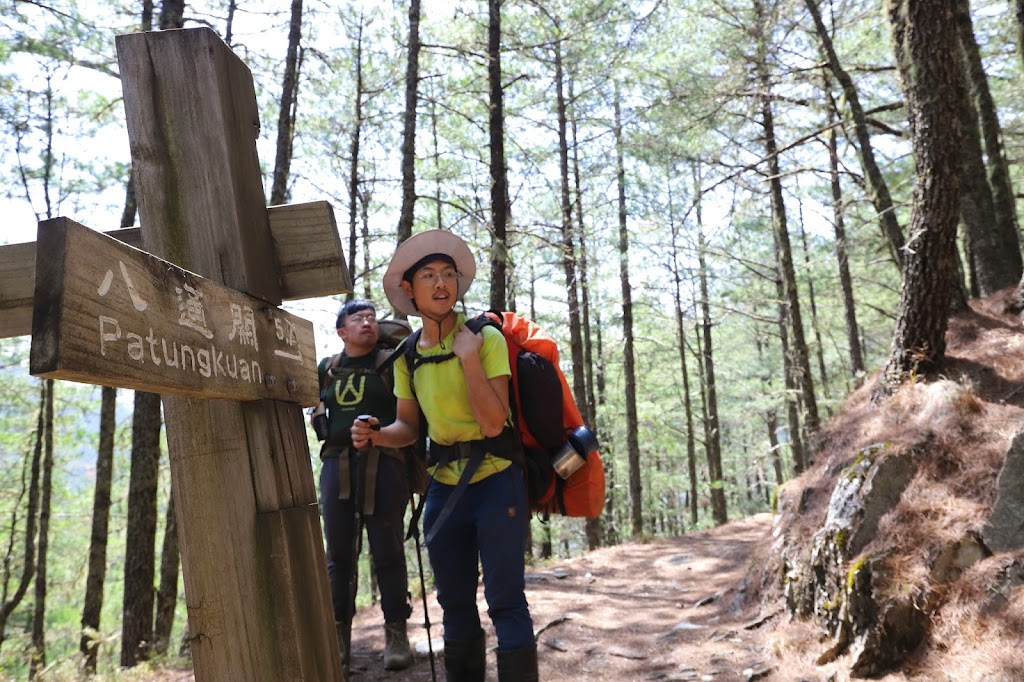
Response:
[29,218,317,406]
[115,27,340,680]
[1,200,350,339]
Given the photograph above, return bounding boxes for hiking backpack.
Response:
[398,310,606,518]
[312,319,428,493]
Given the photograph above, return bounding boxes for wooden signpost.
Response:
[0,200,351,339]
[30,217,318,404]
[3,27,356,681]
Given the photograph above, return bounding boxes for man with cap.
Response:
[351,230,539,682]
[316,299,413,673]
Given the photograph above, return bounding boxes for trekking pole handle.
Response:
[355,414,381,450]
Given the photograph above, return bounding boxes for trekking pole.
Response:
[345,417,375,679]
[407,494,437,682]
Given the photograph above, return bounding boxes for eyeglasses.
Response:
[346,312,377,324]
[414,269,459,284]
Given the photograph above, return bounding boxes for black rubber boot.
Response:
[497,645,539,682]
[443,632,486,682]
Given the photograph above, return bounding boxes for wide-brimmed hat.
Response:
[383,229,477,317]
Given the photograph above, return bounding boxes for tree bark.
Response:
[772,241,807,474]
[121,390,162,667]
[824,92,865,378]
[954,0,1023,293]
[153,484,180,656]
[158,0,184,29]
[669,176,699,528]
[880,0,965,388]
[694,164,727,525]
[269,0,304,206]
[568,77,603,550]
[805,0,905,266]
[613,90,643,537]
[952,59,996,298]
[29,379,53,678]
[396,0,421,255]
[80,385,117,673]
[554,41,589,415]
[754,1,820,436]
[488,0,510,309]
[0,383,44,645]
[798,213,829,402]
[347,14,365,297]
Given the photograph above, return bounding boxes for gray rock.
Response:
[983,431,1024,552]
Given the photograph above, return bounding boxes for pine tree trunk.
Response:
[158,0,184,30]
[269,0,304,206]
[569,78,603,550]
[29,380,54,678]
[347,15,365,295]
[397,0,421,253]
[555,42,588,412]
[824,99,865,378]
[806,0,905,266]
[613,91,643,537]
[570,76,597,428]
[669,185,699,527]
[954,61,997,298]
[798,216,829,402]
[694,165,727,525]
[153,484,179,656]
[954,0,1023,293]
[880,0,965,388]
[755,21,820,435]
[0,384,44,645]
[81,385,117,673]
[772,257,807,474]
[488,0,510,309]
[121,391,162,667]
[594,305,612,546]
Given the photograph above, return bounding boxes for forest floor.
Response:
[347,512,781,682]
[149,512,786,681]
[148,509,954,681]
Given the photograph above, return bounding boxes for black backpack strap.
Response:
[319,353,342,401]
[423,444,485,546]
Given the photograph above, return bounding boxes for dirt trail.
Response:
[349,513,776,681]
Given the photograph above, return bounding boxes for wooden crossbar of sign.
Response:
[0,200,351,339]
[30,217,318,406]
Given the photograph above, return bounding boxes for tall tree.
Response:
[28,379,53,678]
[1013,0,1024,310]
[344,10,367,296]
[0,383,44,646]
[120,392,162,667]
[152,485,179,656]
[754,0,820,436]
[824,92,865,379]
[669,174,699,527]
[805,0,905,266]
[396,0,422,256]
[953,0,1023,293]
[951,59,997,298]
[613,89,643,537]
[269,0,304,206]
[880,0,965,388]
[80,386,116,673]
[693,163,727,525]
[553,36,588,413]
[122,8,181,664]
[488,0,511,309]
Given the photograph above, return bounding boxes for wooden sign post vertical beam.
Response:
[115,29,340,679]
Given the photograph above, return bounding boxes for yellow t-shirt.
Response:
[394,315,513,484]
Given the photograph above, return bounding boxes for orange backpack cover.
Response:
[480,311,605,518]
